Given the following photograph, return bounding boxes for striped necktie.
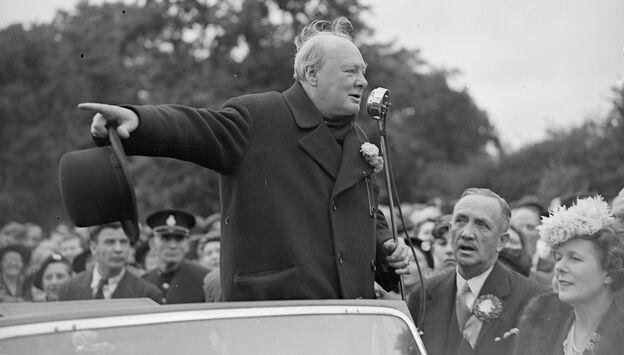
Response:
[456,283,472,331]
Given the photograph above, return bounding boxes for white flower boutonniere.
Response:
[360,142,384,174]
[472,294,503,321]
[494,328,519,342]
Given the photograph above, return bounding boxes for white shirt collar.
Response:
[91,266,125,297]
[455,264,495,307]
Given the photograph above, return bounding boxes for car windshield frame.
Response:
[0,300,428,355]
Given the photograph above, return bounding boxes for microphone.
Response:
[366,87,391,120]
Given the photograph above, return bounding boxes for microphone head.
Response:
[366,87,391,119]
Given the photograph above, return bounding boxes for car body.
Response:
[0,298,428,354]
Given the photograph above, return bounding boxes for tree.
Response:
[1,0,500,229]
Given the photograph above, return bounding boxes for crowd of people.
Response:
[3,189,624,353]
[0,211,222,304]
[0,189,624,354]
[4,15,624,354]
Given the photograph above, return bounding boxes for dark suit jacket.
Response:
[58,267,163,303]
[122,82,397,301]
[512,292,624,355]
[143,260,209,304]
[408,262,544,355]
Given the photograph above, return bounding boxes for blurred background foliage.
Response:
[1,0,623,229]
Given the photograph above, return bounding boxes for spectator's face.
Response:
[60,237,83,261]
[155,234,188,267]
[404,248,432,288]
[200,241,220,270]
[312,36,367,118]
[432,231,456,272]
[91,227,129,274]
[505,228,523,250]
[143,250,159,272]
[554,239,611,305]
[451,194,508,279]
[1,251,24,277]
[417,221,435,242]
[42,262,72,300]
[511,207,540,253]
[23,225,43,249]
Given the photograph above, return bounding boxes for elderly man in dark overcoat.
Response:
[78,17,410,301]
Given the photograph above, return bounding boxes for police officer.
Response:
[143,209,209,303]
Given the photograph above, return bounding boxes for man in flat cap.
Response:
[143,209,210,304]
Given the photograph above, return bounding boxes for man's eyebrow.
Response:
[342,63,367,70]
[475,217,491,225]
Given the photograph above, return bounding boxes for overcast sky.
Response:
[2,0,623,149]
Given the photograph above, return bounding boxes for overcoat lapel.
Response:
[282,82,373,196]
[331,129,372,199]
[473,263,512,350]
[298,125,341,179]
[283,83,342,179]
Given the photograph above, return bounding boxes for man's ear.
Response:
[496,231,510,252]
[304,65,318,86]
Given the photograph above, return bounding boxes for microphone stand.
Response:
[366,88,406,300]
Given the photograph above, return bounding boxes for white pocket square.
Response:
[494,328,519,342]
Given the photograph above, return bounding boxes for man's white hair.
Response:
[293,17,355,81]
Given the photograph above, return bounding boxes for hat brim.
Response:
[108,128,139,242]
[59,127,139,242]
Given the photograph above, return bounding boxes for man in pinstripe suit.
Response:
[408,188,545,355]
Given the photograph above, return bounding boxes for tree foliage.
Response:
[9,0,623,230]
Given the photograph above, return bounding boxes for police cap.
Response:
[146,209,196,237]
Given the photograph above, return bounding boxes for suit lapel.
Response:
[283,82,342,179]
[423,271,458,354]
[473,263,512,350]
[111,270,131,298]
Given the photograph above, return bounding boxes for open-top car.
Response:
[0,299,427,354]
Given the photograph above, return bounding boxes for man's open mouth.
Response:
[458,244,476,253]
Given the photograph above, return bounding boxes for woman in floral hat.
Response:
[512,196,624,355]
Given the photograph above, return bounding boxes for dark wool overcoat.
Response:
[407,262,545,355]
[143,260,209,304]
[511,292,624,355]
[121,82,397,301]
[58,267,163,303]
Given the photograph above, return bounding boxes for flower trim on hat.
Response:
[360,142,384,174]
[537,195,615,247]
[472,294,503,321]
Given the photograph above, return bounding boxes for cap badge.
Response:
[166,215,176,227]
